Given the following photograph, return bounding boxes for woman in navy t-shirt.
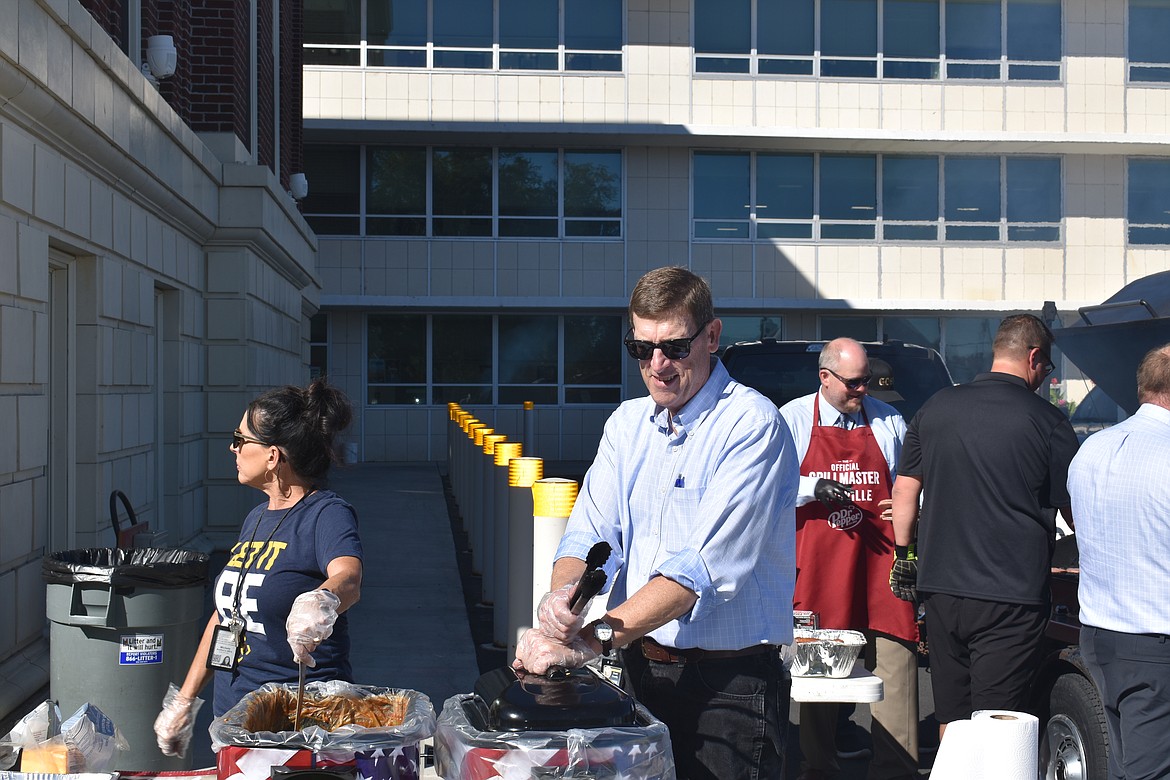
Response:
[153,378,364,756]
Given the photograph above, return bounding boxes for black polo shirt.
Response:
[899,372,1079,605]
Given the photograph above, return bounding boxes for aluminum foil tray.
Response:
[782,629,866,678]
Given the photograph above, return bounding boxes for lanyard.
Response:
[229,490,313,620]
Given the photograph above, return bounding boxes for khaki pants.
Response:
[799,632,919,780]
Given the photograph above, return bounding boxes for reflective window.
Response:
[302,146,360,235]
[306,0,622,71]
[883,317,941,352]
[367,314,622,405]
[883,156,940,240]
[1128,159,1170,245]
[368,314,427,405]
[367,147,427,236]
[1006,158,1061,241]
[1130,0,1170,82]
[499,150,559,237]
[757,154,814,239]
[821,155,876,239]
[694,152,751,238]
[720,315,784,346]
[564,151,623,237]
[433,148,493,236]
[945,157,1000,240]
[696,0,1058,80]
[943,317,1000,383]
[821,316,879,341]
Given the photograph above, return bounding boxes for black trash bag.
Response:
[42,548,210,588]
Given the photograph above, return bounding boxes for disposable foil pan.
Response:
[782,629,866,678]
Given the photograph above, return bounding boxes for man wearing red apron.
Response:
[779,338,919,780]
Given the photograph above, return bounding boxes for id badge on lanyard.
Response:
[207,615,245,671]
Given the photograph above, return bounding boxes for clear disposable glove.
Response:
[152,683,203,759]
[536,582,585,642]
[511,628,598,676]
[286,589,342,667]
[889,545,919,602]
[814,478,854,509]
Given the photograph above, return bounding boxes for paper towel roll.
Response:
[930,709,1039,780]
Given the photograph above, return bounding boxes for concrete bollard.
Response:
[469,425,493,574]
[530,477,579,628]
[506,457,544,662]
[492,441,523,648]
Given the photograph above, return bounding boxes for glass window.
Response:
[432,315,493,404]
[368,314,427,405]
[758,0,814,56]
[943,316,1000,383]
[945,156,1000,240]
[719,315,784,346]
[309,312,329,380]
[822,0,877,57]
[498,315,558,404]
[499,150,559,237]
[368,0,427,46]
[821,316,879,341]
[695,0,750,54]
[305,0,361,45]
[302,146,360,235]
[564,151,622,237]
[434,0,492,47]
[883,155,939,240]
[757,154,813,239]
[1128,158,1170,245]
[694,152,751,239]
[566,0,622,51]
[432,148,492,236]
[564,315,622,404]
[885,0,939,58]
[1130,0,1170,65]
[883,316,941,352]
[1006,157,1061,241]
[1007,0,1060,63]
[820,155,877,239]
[500,0,558,49]
[367,147,427,236]
[946,0,1001,61]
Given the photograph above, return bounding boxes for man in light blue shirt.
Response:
[1069,343,1170,780]
[515,266,798,780]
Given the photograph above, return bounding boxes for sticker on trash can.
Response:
[119,633,163,665]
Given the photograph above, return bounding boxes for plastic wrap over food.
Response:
[210,681,436,753]
[782,629,866,678]
[433,694,676,780]
[0,773,117,780]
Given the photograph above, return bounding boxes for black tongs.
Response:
[545,541,612,680]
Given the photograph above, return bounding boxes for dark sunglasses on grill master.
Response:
[624,320,712,361]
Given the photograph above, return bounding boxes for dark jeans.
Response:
[1082,625,1170,780]
[620,644,790,780]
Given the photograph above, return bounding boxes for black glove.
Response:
[889,544,918,602]
[814,478,853,508]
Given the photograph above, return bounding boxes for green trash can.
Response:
[43,548,210,771]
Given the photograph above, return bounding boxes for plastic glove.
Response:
[889,545,918,602]
[814,478,854,509]
[536,582,585,642]
[512,628,598,676]
[152,683,203,758]
[286,589,342,667]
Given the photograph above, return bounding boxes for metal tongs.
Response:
[294,661,305,730]
[546,541,612,679]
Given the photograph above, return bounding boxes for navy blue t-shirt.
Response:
[212,490,363,716]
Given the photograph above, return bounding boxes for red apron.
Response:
[792,401,917,642]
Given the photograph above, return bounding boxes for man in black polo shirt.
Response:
[890,314,1077,741]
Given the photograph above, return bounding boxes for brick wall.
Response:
[257,0,275,171]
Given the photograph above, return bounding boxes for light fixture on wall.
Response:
[290,173,309,201]
[141,35,177,86]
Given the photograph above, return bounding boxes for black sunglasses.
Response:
[1029,345,1056,377]
[624,320,712,361]
[825,367,872,391]
[231,430,270,450]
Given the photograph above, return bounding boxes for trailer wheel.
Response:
[1045,672,1109,780]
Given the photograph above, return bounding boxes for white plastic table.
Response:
[790,663,884,703]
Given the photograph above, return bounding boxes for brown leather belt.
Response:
[640,636,776,664]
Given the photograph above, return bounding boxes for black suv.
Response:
[720,338,954,422]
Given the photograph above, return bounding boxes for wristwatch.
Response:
[594,621,614,656]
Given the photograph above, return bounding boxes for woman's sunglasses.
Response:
[231,430,270,450]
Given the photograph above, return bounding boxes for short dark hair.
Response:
[1137,344,1170,405]
[246,377,353,481]
[993,313,1055,360]
[629,266,714,330]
